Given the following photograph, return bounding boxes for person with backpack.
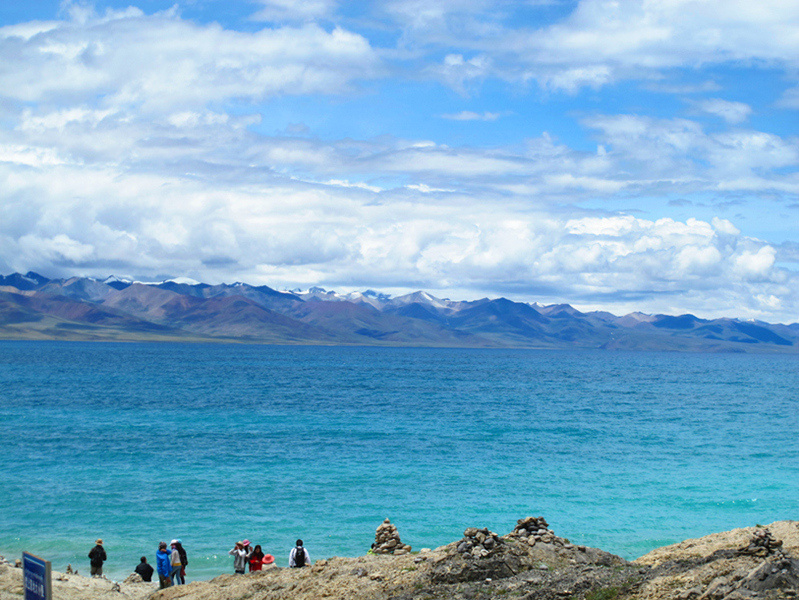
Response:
[88,539,107,577]
[288,539,310,568]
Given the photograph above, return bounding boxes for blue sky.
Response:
[0,0,797,321]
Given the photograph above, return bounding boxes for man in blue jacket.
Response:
[156,541,172,589]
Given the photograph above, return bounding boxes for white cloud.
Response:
[251,0,338,22]
[0,8,381,110]
[674,245,722,276]
[694,98,752,124]
[538,65,613,93]
[431,53,492,93]
[733,245,776,280]
[441,110,504,121]
[382,0,799,92]
[1,0,799,323]
[323,179,383,193]
[4,136,798,320]
[18,233,95,264]
[777,85,799,109]
[0,144,66,167]
[711,217,740,236]
[582,114,799,194]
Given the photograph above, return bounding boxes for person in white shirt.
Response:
[288,539,310,567]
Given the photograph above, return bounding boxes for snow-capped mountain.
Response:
[0,271,796,352]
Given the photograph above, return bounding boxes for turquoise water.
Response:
[0,342,797,582]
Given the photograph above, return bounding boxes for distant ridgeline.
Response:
[0,271,797,352]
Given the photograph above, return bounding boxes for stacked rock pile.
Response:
[740,529,784,557]
[373,519,412,555]
[455,527,503,558]
[506,516,581,551]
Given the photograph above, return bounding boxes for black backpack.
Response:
[293,546,305,567]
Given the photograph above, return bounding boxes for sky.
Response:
[0,0,798,322]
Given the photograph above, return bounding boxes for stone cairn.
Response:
[740,529,784,557]
[456,527,503,559]
[373,519,412,555]
[506,516,581,551]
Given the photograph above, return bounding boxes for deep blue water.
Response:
[0,341,797,582]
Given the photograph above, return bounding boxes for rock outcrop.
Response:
[634,521,799,600]
[2,519,798,600]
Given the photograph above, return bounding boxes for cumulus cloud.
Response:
[1,1,799,323]
[2,131,798,321]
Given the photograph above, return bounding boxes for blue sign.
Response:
[22,552,52,600]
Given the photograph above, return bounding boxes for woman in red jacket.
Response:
[249,545,265,571]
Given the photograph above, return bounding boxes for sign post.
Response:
[22,552,52,600]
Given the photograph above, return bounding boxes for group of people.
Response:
[131,540,189,589]
[228,539,275,573]
[88,536,310,585]
[228,539,309,573]
[153,540,188,588]
[88,538,187,588]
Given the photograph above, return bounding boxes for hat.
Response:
[96,539,103,545]
[170,539,178,545]
[263,554,274,565]
[242,539,250,546]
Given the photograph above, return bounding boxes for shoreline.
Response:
[2,518,798,600]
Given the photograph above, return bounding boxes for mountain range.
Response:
[1,271,797,352]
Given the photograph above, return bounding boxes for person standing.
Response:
[88,539,106,577]
[249,544,265,572]
[169,540,183,584]
[134,556,154,582]
[156,542,172,589]
[242,539,252,561]
[175,540,188,583]
[228,541,248,574]
[288,540,310,568]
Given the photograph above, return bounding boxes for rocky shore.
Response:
[2,519,798,600]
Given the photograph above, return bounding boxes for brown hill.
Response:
[0,290,183,340]
[287,300,493,346]
[102,284,336,343]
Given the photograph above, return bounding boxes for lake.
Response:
[0,341,796,581]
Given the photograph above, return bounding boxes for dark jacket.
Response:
[135,561,154,582]
[88,545,106,567]
[177,544,188,567]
